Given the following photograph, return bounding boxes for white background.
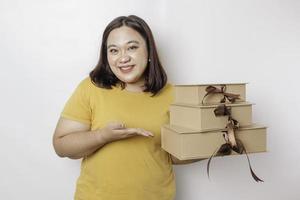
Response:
[1,0,299,199]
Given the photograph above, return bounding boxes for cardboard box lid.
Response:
[162,124,267,134]
[170,102,254,108]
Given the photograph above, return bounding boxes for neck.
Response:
[125,79,145,93]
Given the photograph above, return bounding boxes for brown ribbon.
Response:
[213,104,231,116]
[202,85,240,104]
[206,104,264,182]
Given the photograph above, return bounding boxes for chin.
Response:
[121,78,140,84]
[116,74,142,83]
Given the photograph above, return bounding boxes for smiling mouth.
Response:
[118,65,135,73]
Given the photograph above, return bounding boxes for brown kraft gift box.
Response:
[169,102,253,131]
[174,83,246,105]
[161,124,267,160]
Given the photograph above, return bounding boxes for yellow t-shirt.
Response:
[61,77,176,200]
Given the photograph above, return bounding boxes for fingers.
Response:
[115,128,154,137]
[134,128,154,137]
[106,122,154,139]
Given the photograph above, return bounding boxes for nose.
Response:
[119,51,131,64]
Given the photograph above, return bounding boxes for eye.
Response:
[128,45,138,51]
[109,48,118,54]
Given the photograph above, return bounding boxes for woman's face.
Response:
[106,26,148,84]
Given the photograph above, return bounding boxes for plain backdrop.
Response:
[1,0,300,199]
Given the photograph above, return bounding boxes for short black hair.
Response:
[89,15,167,96]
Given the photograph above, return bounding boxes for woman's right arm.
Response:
[52,117,153,159]
[52,117,106,159]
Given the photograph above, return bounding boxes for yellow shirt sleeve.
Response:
[60,78,92,125]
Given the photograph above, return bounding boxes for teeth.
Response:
[119,65,134,71]
[121,66,132,69]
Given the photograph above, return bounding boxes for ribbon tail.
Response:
[207,147,219,180]
[244,149,264,182]
[238,140,264,182]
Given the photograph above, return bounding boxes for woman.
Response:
[53,15,196,200]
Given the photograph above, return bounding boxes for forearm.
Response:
[53,129,106,159]
[171,155,204,165]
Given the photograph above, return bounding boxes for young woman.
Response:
[53,15,197,200]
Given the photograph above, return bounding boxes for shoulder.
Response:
[76,76,113,100]
[155,82,175,102]
[78,77,93,88]
[71,77,98,99]
[161,82,174,95]
[165,83,174,91]
[77,76,101,92]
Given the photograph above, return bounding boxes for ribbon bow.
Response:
[202,85,240,104]
[206,104,264,182]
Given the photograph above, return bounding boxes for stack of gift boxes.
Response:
[161,83,267,161]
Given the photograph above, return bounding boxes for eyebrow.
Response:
[127,40,139,45]
[107,40,140,49]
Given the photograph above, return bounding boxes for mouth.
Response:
[118,65,135,73]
